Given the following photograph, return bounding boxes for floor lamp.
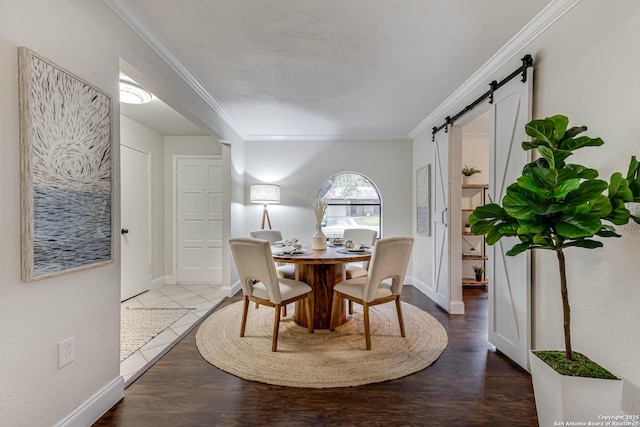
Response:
[250,184,280,229]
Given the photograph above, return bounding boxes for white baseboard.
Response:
[55,376,124,427]
[450,300,465,315]
[409,276,436,301]
[151,275,171,288]
[222,280,241,297]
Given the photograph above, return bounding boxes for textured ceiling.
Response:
[117,0,551,140]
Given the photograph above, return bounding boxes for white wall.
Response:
[0,1,241,425]
[120,115,166,282]
[525,0,640,413]
[412,0,640,413]
[412,132,434,294]
[226,140,246,287]
[163,136,223,284]
[244,139,413,249]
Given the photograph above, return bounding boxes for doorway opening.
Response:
[459,112,490,303]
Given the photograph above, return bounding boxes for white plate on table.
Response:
[275,250,311,256]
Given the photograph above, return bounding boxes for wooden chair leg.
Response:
[395,297,406,337]
[329,290,341,331]
[282,304,287,317]
[348,300,353,315]
[305,293,314,334]
[240,296,250,337]
[272,304,281,352]
[363,302,372,350]
[255,302,260,309]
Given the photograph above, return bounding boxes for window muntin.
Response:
[318,172,381,239]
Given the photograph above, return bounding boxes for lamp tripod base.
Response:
[260,205,272,229]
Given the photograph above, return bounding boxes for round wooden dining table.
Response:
[272,245,372,329]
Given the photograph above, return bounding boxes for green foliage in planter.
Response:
[533,351,618,380]
[462,165,481,176]
[469,115,640,364]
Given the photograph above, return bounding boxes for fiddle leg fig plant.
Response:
[469,114,639,377]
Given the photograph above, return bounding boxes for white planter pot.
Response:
[529,351,623,427]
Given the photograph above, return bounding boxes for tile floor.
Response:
[120,283,228,386]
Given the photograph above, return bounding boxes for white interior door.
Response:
[121,145,152,301]
[488,68,533,370]
[176,157,223,284]
[432,128,451,311]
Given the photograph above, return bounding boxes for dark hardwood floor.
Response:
[95,287,537,426]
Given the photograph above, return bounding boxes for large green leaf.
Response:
[469,203,506,221]
[506,242,531,256]
[522,140,544,151]
[525,119,554,145]
[564,239,604,249]
[566,180,609,206]
[587,195,613,217]
[566,164,599,180]
[627,155,639,180]
[551,178,581,199]
[485,227,505,245]
[606,198,631,225]
[596,225,621,238]
[497,223,519,236]
[609,172,633,202]
[560,136,604,151]
[538,146,556,168]
[548,115,569,140]
[517,220,547,235]
[530,167,558,190]
[517,176,551,197]
[532,234,552,246]
[536,146,573,169]
[555,215,602,238]
[503,191,537,220]
[562,125,587,139]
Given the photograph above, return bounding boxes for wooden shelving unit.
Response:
[462,184,488,289]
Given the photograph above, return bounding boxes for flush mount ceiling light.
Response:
[119,79,152,104]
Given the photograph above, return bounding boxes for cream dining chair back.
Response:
[343,228,377,278]
[249,229,295,279]
[229,237,313,352]
[249,229,283,244]
[330,236,414,350]
[342,228,378,314]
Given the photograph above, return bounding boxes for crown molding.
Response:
[244,133,411,142]
[408,0,583,139]
[105,0,249,140]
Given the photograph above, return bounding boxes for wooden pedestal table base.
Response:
[272,246,372,330]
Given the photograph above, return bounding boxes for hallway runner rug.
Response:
[121,307,193,361]
[196,301,447,388]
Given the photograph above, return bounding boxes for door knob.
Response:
[121,228,129,235]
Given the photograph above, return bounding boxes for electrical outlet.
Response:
[58,336,74,368]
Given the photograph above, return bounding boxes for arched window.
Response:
[317,172,381,239]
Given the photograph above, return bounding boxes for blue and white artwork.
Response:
[19,48,112,281]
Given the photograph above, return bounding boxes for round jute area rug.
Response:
[196,300,448,388]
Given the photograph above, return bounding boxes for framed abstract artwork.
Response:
[416,164,431,236]
[19,47,113,281]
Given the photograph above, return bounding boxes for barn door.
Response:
[488,68,533,370]
[432,127,451,311]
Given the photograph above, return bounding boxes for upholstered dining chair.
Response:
[329,236,414,350]
[229,237,314,352]
[342,228,378,279]
[342,228,378,314]
[249,230,295,279]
